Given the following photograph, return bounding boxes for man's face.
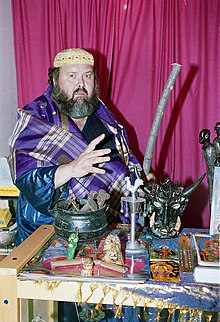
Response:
[52,64,99,119]
[58,63,95,100]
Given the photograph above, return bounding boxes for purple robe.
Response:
[8,86,140,243]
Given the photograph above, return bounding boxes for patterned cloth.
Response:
[8,86,140,243]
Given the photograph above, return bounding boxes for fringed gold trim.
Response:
[34,280,61,292]
[156,308,162,321]
[204,311,215,322]
[32,280,217,320]
[111,288,119,313]
[179,308,188,322]
[131,293,143,319]
[77,282,83,305]
[115,291,129,318]
[81,283,99,306]
[95,285,110,310]
[167,308,176,322]
[75,282,218,320]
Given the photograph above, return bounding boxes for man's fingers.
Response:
[70,134,112,178]
[89,148,111,158]
[89,166,106,175]
[85,134,105,153]
[89,155,111,165]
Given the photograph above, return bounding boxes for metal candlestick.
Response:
[121,176,146,253]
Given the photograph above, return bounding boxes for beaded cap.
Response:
[54,48,94,67]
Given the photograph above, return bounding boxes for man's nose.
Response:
[76,75,85,86]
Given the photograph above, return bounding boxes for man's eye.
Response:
[84,73,93,79]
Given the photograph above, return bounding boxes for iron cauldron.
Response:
[50,200,108,241]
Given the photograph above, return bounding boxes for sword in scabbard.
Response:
[143,63,182,176]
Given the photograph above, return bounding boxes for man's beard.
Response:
[51,85,100,119]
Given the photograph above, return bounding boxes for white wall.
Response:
[0,0,17,157]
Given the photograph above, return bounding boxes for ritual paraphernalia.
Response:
[120,174,147,253]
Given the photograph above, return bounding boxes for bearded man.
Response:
[8,48,152,245]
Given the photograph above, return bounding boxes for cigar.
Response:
[94,259,128,273]
[51,258,82,269]
[51,257,94,270]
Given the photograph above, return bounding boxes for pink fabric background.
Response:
[11,0,220,228]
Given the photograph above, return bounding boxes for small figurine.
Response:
[199,122,220,210]
[67,232,79,260]
[124,176,143,199]
[213,122,220,157]
[199,128,216,203]
[102,233,124,265]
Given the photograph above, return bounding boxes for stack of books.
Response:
[191,233,220,284]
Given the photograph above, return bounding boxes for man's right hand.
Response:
[54,134,111,189]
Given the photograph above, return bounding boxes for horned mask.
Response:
[143,174,205,238]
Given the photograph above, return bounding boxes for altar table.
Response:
[0,225,219,322]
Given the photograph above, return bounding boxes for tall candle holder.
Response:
[120,176,147,253]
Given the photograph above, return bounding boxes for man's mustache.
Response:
[73,87,88,95]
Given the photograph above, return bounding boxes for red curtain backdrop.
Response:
[11,0,220,228]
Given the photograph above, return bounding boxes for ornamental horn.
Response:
[182,173,206,196]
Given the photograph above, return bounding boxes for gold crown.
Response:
[54,48,94,67]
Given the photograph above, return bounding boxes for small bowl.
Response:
[0,222,17,247]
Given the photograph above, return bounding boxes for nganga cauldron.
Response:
[50,199,108,241]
